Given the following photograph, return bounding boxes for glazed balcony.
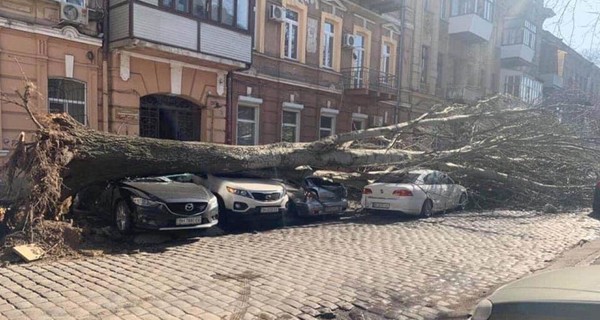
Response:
[540,73,564,89]
[448,13,493,42]
[501,43,535,64]
[342,67,398,101]
[108,0,252,68]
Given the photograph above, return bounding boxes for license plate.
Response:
[176,217,203,225]
[325,206,341,213]
[260,207,279,213]
[372,202,390,209]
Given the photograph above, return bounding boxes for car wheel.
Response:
[457,193,468,211]
[420,199,433,218]
[114,201,133,234]
[215,195,230,227]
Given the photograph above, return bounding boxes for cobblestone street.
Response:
[0,210,598,320]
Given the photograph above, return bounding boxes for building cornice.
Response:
[0,18,102,46]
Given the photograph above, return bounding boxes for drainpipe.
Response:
[393,1,406,123]
[226,64,251,145]
[102,0,110,132]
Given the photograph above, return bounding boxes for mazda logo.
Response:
[184,203,194,211]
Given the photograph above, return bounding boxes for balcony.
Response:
[448,14,493,42]
[108,0,252,68]
[446,86,484,103]
[540,73,564,89]
[342,68,398,100]
[501,44,535,64]
[363,0,403,14]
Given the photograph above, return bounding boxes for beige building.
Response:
[0,0,253,164]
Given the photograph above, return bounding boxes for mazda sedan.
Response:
[74,175,219,233]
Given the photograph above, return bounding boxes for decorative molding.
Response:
[217,73,226,96]
[283,102,304,111]
[322,0,346,11]
[117,50,226,75]
[352,112,368,120]
[321,107,339,115]
[170,62,183,95]
[0,18,101,46]
[65,55,74,78]
[238,95,263,106]
[120,52,130,81]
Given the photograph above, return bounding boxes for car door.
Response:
[421,172,443,211]
[439,173,455,210]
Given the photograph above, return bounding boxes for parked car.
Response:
[198,173,288,225]
[361,169,467,217]
[286,176,348,217]
[73,174,219,233]
[470,266,600,320]
[594,180,600,213]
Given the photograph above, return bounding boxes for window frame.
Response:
[322,21,335,69]
[236,104,260,145]
[48,78,87,125]
[281,109,301,142]
[283,9,300,60]
[158,0,251,32]
[351,113,368,131]
[319,112,337,139]
[421,45,429,84]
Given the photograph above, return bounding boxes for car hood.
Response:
[219,178,284,192]
[490,266,600,304]
[122,181,212,202]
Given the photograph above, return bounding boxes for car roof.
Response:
[489,266,600,303]
[408,169,436,176]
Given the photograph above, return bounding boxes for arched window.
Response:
[48,78,86,124]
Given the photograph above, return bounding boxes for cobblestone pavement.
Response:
[0,210,599,320]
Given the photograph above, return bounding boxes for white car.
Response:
[361,170,467,217]
[199,173,288,225]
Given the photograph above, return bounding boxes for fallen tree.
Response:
[3,80,600,229]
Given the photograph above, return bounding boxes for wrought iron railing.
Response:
[341,67,398,94]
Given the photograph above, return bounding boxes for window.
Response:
[352,34,366,87]
[48,78,86,124]
[319,115,335,138]
[198,0,249,30]
[450,0,494,21]
[176,0,189,12]
[382,43,391,75]
[322,21,335,68]
[237,105,258,145]
[282,110,300,142]
[423,0,430,11]
[421,46,429,84]
[284,10,299,60]
[352,119,365,131]
[502,20,536,48]
[503,74,542,104]
[192,0,207,17]
[440,0,448,19]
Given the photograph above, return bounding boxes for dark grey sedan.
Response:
[74,174,219,233]
[286,176,348,217]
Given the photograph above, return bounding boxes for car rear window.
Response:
[375,173,419,184]
[306,177,340,187]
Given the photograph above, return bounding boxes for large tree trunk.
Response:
[6,95,600,222]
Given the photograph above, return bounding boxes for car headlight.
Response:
[131,197,161,207]
[207,196,218,209]
[226,186,253,198]
[471,299,493,320]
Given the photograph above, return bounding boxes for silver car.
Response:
[286,176,348,217]
[471,266,600,320]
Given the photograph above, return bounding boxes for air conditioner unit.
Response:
[269,5,286,22]
[343,34,357,48]
[60,2,88,25]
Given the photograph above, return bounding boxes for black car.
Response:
[74,174,219,233]
[594,181,600,213]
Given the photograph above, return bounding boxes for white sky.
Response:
[543,0,600,53]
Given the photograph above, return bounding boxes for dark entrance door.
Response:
[139,95,201,141]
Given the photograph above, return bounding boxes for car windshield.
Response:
[375,173,419,184]
[129,176,170,183]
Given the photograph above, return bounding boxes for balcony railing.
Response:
[446,86,484,102]
[341,67,398,95]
